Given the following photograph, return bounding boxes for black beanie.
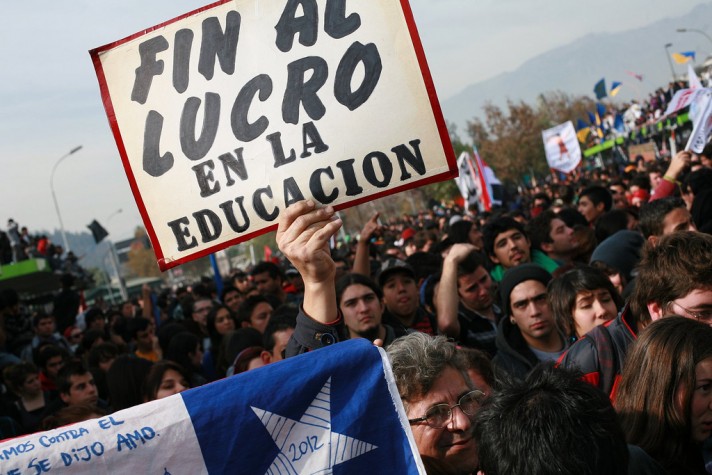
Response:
[500,264,552,317]
[589,230,644,283]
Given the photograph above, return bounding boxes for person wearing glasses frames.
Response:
[277,202,482,474]
[560,231,712,398]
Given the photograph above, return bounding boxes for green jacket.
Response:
[490,250,559,282]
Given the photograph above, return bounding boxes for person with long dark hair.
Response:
[616,317,712,473]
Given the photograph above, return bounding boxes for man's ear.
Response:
[489,253,500,265]
[647,301,666,321]
[241,321,250,329]
[540,241,554,254]
[260,350,272,365]
[60,392,70,404]
[647,235,659,247]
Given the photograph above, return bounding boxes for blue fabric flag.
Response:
[610,81,622,97]
[593,78,607,99]
[596,103,607,122]
[613,113,625,133]
[0,340,424,474]
[576,119,589,131]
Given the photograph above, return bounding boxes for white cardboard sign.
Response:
[91,0,456,270]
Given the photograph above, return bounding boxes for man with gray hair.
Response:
[278,201,481,474]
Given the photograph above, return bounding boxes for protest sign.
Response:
[90,0,456,270]
[542,121,581,173]
[0,339,425,474]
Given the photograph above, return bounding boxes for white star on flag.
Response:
[251,377,378,474]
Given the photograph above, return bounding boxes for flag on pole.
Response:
[0,339,425,474]
[688,63,703,89]
[610,81,622,97]
[672,51,696,64]
[87,220,109,244]
[455,149,502,212]
[593,78,607,99]
[542,121,582,173]
[575,119,591,143]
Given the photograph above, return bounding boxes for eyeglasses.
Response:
[669,301,712,324]
[408,390,485,429]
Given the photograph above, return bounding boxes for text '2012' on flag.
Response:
[0,339,426,474]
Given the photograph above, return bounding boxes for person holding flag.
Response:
[278,200,482,475]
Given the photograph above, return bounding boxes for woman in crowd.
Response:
[164,332,207,388]
[3,362,51,433]
[548,266,623,342]
[616,317,712,474]
[143,361,190,401]
[203,304,237,381]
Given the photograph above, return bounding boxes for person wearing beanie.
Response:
[492,264,567,380]
[589,230,644,298]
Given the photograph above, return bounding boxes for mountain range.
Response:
[441,2,712,137]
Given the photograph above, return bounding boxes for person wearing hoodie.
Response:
[492,264,567,380]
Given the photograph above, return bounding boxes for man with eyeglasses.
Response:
[277,201,482,474]
[560,231,712,397]
[493,264,567,380]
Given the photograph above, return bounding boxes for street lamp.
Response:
[664,43,676,83]
[677,28,712,49]
[50,145,82,253]
[105,208,128,302]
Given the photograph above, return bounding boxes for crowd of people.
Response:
[1,137,712,472]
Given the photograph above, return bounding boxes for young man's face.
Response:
[457,266,493,312]
[661,208,696,237]
[577,196,604,224]
[490,229,531,270]
[45,356,65,379]
[248,302,273,334]
[253,272,282,296]
[192,300,213,327]
[340,284,384,339]
[223,289,243,313]
[509,280,556,346]
[36,317,56,338]
[60,373,98,406]
[544,218,577,257]
[382,272,419,319]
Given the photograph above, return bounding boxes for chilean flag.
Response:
[0,340,425,474]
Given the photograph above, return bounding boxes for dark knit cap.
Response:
[499,264,553,317]
[589,230,644,283]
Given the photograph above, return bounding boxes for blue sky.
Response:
[0,0,707,241]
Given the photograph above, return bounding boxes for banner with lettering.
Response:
[0,339,425,474]
[90,0,456,270]
[542,121,581,173]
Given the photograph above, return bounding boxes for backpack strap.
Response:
[584,325,618,396]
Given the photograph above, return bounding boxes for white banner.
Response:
[542,121,581,173]
[686,89,712,153]
[91,0,456,270]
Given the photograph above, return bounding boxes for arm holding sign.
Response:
[277,201,348,356]
[352,212,380,277]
